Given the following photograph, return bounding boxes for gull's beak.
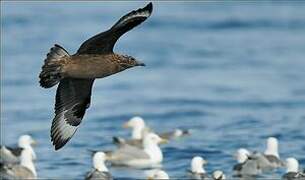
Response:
[159,138,168,144]
[202,159,208,165]
[135,60,146,67]
[123,122,129,128]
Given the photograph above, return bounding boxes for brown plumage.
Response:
[39,2,153,150]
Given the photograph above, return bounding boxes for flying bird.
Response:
[39,3,153,150]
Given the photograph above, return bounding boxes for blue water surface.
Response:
[2,2,305,179]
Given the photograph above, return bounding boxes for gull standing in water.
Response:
[0,135,36,164]
[39,3,153,150]
[85,152,112,180]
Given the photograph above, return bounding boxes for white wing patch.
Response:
[51,110,78,150]
[59,111,78,140]
[115,5,152,29]
[124,11,150,21]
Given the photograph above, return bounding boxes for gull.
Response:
[243,137,284,172]
[282,157,305,180]
[106,133,167,168]
[187,156,208,179]
[233,148,261,177]
[85,151,112,180]
[0,135,36,164]
[262,137,284,168]
[0,149,37,179]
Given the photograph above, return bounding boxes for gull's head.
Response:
[147,169,169,180]
[191,156,207,173]
[124,116,146,139]
[124,116,145,129]
[212,170,226,180]
[285,157,299,173]
[119,55,145,71]
[93,151,108,172]
[235,148,251,163]
[143,133,167,147]
[18,135,36,148]
[264,137,279,158]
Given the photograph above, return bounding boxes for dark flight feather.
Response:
[6,147,23,157]
[51,78,94,150]
[77,2,153,55]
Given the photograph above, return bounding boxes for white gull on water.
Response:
[233,148,261,177]
[262,137,284,168]
[0,149,37,179]
[188,156,208,179]
[233,137,284,177]
[282,157,305,180]
[106,133,167,168]
[85,151,112,180]
[244,137,284,172]
[0,135,36,164]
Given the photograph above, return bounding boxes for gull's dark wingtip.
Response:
[145,2,153,13]
[54,143,62,151]
[141,2,153,15]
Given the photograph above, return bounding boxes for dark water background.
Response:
[2,1,305,179]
